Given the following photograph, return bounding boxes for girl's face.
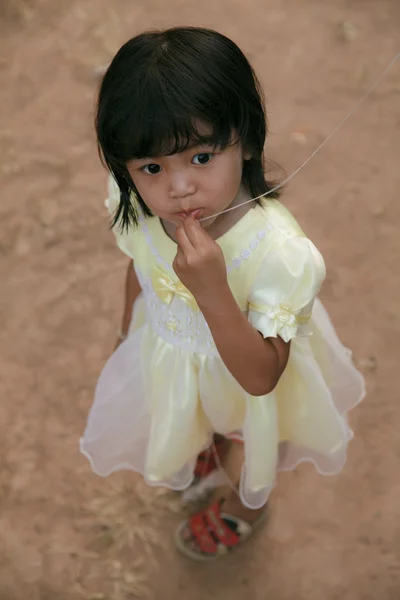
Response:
[127,139,250,229]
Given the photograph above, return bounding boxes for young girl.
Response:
[81,27,365,560]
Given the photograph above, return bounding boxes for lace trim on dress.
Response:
[138,209,274,275]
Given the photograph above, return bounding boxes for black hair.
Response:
[96,27,279,229]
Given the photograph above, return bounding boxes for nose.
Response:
[168,170,196,205]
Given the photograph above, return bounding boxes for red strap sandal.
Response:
[193,438,225,481]
[174,500,266,561]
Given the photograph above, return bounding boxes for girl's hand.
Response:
[173,216,229,308]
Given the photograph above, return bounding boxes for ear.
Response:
[243,148,252,160]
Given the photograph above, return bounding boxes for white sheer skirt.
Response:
[80,298,365,509]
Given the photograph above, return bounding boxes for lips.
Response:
[177,208,203,220]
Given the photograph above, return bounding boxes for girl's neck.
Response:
[206,185,254,240]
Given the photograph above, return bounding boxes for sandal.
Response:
[174,500,266,561]
[193,438,225,482]
[182,438,228,504]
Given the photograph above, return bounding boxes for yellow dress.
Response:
[80,177,365,508]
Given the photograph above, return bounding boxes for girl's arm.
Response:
[117,260,142,344]
[198,288,289,396]
[173,217,290,396]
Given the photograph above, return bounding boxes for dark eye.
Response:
[192,153,213,165]
[142,163,162,175]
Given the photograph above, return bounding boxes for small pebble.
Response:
[92,65,109,79]
[337,21,358,43]
[14,238,31,256]
[291,130,307,145]
[357,356,377,372]
[372,206,385,218]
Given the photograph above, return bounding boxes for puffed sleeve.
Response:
[104,175,136,259]
[248,236,326,343]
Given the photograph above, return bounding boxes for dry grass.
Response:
[0,0,35,20]
[72,476,184,600]
[0,0,57,23]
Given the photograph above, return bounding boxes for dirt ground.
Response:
[0,0,399,598]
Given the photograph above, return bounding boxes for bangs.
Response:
[96,30,249,168]
[96,27,277,230]
[122,112,234,161]
[103,76,238,164]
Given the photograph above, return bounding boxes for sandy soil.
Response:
[0,0,399,598]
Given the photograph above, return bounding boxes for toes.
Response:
[180,523,204,553]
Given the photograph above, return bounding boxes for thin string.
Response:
[202,51,400,503]
[200,50,400,223]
